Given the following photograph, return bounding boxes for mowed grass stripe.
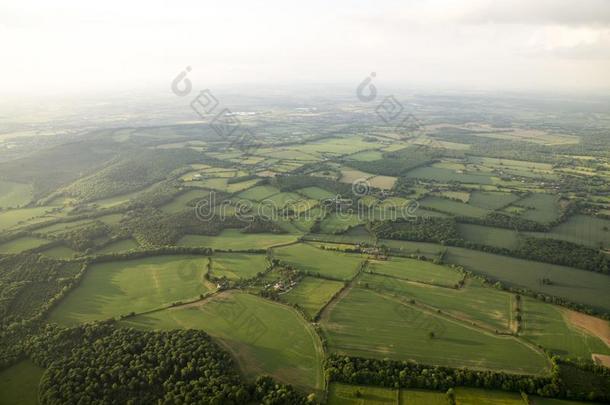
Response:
[212,253,268,280]
[521,297,610,360]
[273,243,365,280]
[122,292,324,392]
[282,276,345,319]
[322,287,551,375]
[359,274,512,332]
[366,256,462,287]
[49,255,212,325]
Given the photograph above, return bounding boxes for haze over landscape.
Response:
[0,1,609,405]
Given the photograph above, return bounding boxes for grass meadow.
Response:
[282,276,345,319]
[122,292,324,392]
[49,255,211,325]
[0,359,44,405]
[273,243,365,280]
[322,287,550,375]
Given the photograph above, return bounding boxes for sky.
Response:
[1,0,609,98]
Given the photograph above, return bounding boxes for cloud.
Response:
[461,0,610,27]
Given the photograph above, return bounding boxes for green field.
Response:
[400,390,448,405]
[95,238,140,254]
[49,255,212,325]
[320,212,364,234]
[273,243,364,280]
[40,244,80,259]
[327,383,397,404]
[0,359,44,405]
[516,193,561,224]
[282,276,345,318]
[297,186,336,200]
[366,256,462,287]
[0,180,33,209]
[348,150,384,162]
[454,387,525,405]
[160,189,211,213]
[405,166,494,185]
[322,287,550,375]
[521,297,610,359]
[177,229,299,250]
[122,292,324,392]
[469,191,521,210]
[237,185,281,201]
[420,196,490,218]
[212,253,268,280]
[0,206,61,231]
[360,274,513,332]
[457,223,521,249]
[542,214,610,249]
[0,236,48,254]
[443,245,610,312]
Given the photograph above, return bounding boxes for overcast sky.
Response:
[1,0,609,98]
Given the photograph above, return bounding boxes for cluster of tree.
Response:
[346,147,436,176]
[371,217,460,244]
[325,355,559,397]
[325,355,610,402]
[555,358,610,402]
[26,322,312,404]
[0,254,83,327]
[515,238,609,274]
[61,148,202,203]
[461,212,548,232]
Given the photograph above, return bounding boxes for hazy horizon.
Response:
[2,0,610,100]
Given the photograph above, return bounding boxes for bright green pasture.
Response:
[327,383,397,405]
[273,243,364,280]
[0,236,48,254]
[320,212,364,234]
[454,387,525,405]
[544,214,610,249]
[379,239,447,259]
[265,192,305,208]
[469,191,521,210]
[400,389,448,405]
[366,256,462,287]
[237,185,281,201]
[322,287,550,375]
[95,239,140,254]
[177,229,298,250]
[405,166,494,185]
[517,193,561,224]
[0,206,61,231]
[0,180,33,208]
[160,189,211,213]
[521,297,610,359]
[361,274,512,332]
[49,255,211,325]
[420,196,490,218]
[444,245,610,313]
[40,245,80,259]
[0,359,44,405]
[122,292,324,392]
[297,186,336,200]
[212,253,268,280]
[282,276,345,319]
[457,223,521,250]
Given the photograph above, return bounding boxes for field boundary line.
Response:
[369,289,553,375]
